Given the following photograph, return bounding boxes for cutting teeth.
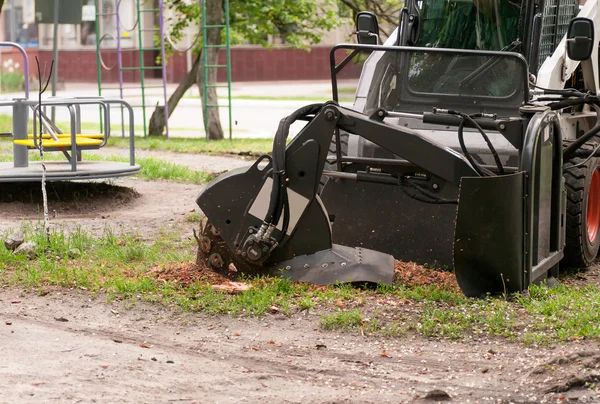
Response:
[195,218,266,279]
[208,253,224,269]
[199,236,211,253]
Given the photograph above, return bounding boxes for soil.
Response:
[1,151,600,403]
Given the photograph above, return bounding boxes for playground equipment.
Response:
[195,1,600,297]
[94,0,233,140]
[0,42,140,182]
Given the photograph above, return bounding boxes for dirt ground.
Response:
[1,152,600,403]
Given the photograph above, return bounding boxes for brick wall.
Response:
[1,45,362,84]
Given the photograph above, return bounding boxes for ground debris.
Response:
[148,262,229,287]
[423,389,451,401]
[545,374,600,393]
[394,260,459,291]
[14,242,36,260]
[4,231,24,251]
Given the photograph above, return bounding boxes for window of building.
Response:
[37,0,138,49]
[2,0,39,47]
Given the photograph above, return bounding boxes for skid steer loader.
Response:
[196,0,600,297]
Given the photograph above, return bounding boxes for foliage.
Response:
[0,59,26,92]
[338,0,404,37]
[163,0,345,56]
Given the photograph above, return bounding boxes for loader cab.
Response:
[350,0,530,118]
[402,0,522,51]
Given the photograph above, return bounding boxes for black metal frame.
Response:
[329,43,530,108]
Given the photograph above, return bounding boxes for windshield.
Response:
[416,0,521,50]
[330,45,529,116]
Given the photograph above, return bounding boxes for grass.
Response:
[2,225,600,345]
[106,135,273,156]
[0,147,218,184]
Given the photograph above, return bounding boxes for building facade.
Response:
[0,0,359,83]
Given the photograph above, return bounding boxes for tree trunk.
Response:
[197,0,224,140]
[148,52,202,136]
[0,1,5,13]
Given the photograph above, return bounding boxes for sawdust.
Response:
[394,260,460,291]
[147,262,251,293]
[148,262,229,287]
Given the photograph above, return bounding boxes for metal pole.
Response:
[201,0,208,141]
[158,0,169,139]
[115,0,125,138]
[51,0,60,122]
[9,0,17,42]
[13,98,29,168]
[225,0,232,141]
[95,0,103,132]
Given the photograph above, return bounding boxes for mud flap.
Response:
[454,172,524,297]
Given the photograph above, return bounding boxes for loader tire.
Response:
[318,131,348,194]
[563,157,600,268]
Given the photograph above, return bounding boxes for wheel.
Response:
[563,157,600,268]
[318,130,348,194]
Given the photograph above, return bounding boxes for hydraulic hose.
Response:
[447,110,504,176]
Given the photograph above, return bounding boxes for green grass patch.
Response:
[0,147,217,184]
[107,136,273,156]
[2,223,600,345]
[321,309,364,330]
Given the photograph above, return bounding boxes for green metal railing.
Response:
[201,0,233,141]
[95,0,169,138]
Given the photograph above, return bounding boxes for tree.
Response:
[149,0,343,138]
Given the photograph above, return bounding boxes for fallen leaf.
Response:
[100,365,109,369]
[232,331,241,336]
[266,340,276,344]
[139,343,150,349]
[380,350,392,358]
[250,345,260,351]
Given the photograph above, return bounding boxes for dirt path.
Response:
[88,147,255,173]
[1,288,598,403]
[2,151,600,403]
[0,151,252,236]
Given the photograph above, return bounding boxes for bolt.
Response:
[322,263,328,268]
[341,262,347,267]
[378,110,384,117]
[248,228,254,234]
[432,183,439,190]
[499,123,506,130]
[324,109,336,121]
[241,252,247,257]
[285,266,291,270]
[304,264,310,269]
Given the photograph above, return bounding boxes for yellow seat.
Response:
[27,133,105,140]
[14,137,103,148]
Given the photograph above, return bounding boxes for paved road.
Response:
[0,80,356,139]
